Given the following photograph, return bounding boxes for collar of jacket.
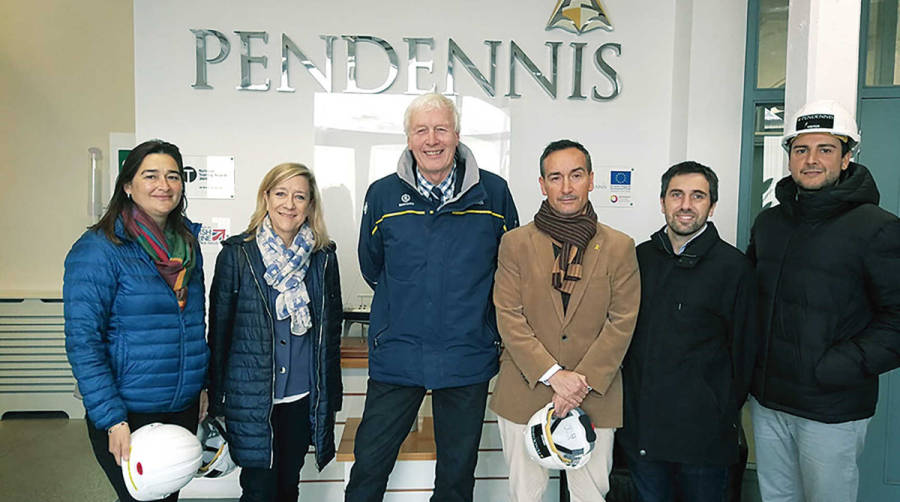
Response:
[774,162,881,222]
[221,233,334,280]
[396,143,482,206]
[650,221,720,269]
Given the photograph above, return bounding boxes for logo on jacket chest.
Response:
[398,193,415,207]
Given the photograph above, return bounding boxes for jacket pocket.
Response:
[673,302,725,342]
[371,324,389,351]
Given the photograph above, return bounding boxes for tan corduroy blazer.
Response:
[489,221,640,427]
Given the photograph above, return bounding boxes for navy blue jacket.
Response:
[358,143,519,389]
[208,235,343,470]
[64,219,208,431]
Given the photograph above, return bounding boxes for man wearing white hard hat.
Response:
[491,139,640,501]
[747,100,900,502]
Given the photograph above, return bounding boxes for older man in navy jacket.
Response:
[346,93,519,502]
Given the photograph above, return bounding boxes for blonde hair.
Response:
[403,93,460,135]
[245,163,330,251]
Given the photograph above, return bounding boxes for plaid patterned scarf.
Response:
[257,215,314,336]
[533,200,597,294]
[123,207,194,309]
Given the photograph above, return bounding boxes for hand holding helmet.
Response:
[524,402,597,470]
[547,370,590,416]
[107,421,131,466]
[120,423,202,501]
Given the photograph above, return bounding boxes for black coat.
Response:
[747,163,900,423]
[207,234,343,469]
[619,222,758,465]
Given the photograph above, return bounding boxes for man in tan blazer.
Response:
[490,139,640,502]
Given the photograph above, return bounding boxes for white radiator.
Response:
[0,298,84,418]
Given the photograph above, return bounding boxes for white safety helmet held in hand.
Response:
[195,416,237,479]
[781,100,860,152]
[524,402,596,470]
[121,423,203,501]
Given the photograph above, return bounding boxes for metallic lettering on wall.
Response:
[568,42,588,100]
[593,42,621,100]
[191,33,622,102]
[342,36,399,94]
[546,0,613,34]
[445,39,500,97]
[404,37,436,94]
[507,41,561,99]
[279,35,335,93]
[235,31,270,91]
[191,29,230,89]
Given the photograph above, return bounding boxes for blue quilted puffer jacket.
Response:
[207,235,343,470]
[63,218,209,431]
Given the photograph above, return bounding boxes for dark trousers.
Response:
[239,397,311,502]
[625,452,728,502]
[344,379,489,502]
[86,399,200,502]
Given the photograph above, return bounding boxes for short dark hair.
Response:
[660,161,719,204]
[91,139,194,245]
[539,139,592,177]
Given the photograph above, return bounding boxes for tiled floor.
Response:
[0,414,114,501]
[0,413,762,502]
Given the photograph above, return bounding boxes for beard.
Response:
[666,211,707,236]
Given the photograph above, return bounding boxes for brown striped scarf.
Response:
[533,200,597,294]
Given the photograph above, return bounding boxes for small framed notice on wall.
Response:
[182,155,236,200]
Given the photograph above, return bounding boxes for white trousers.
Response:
[497,415,615,502]
[750,396,870,502]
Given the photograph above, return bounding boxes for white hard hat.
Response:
[195,416,237,479]
[121,423,203,501]
[523,402,596,470]
[781,100,860,152]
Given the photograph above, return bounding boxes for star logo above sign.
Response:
[546,0,613,34]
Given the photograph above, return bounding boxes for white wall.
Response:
[681,0,749,244]
[133,0,748,306]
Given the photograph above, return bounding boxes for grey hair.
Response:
[403,93,460,135]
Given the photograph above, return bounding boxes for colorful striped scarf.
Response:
[123,207,194,309]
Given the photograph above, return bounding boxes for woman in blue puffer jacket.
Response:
[207,162,343,502]
[63,139,209,502]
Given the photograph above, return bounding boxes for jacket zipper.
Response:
[312,254,328,465]
[240,245,277,469]
[759,230,800,402]
[135,244,187,408]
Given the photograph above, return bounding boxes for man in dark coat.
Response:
[618,161,758,502]
[747,100,900,502]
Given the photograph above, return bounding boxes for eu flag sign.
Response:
[610,170,631,185]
